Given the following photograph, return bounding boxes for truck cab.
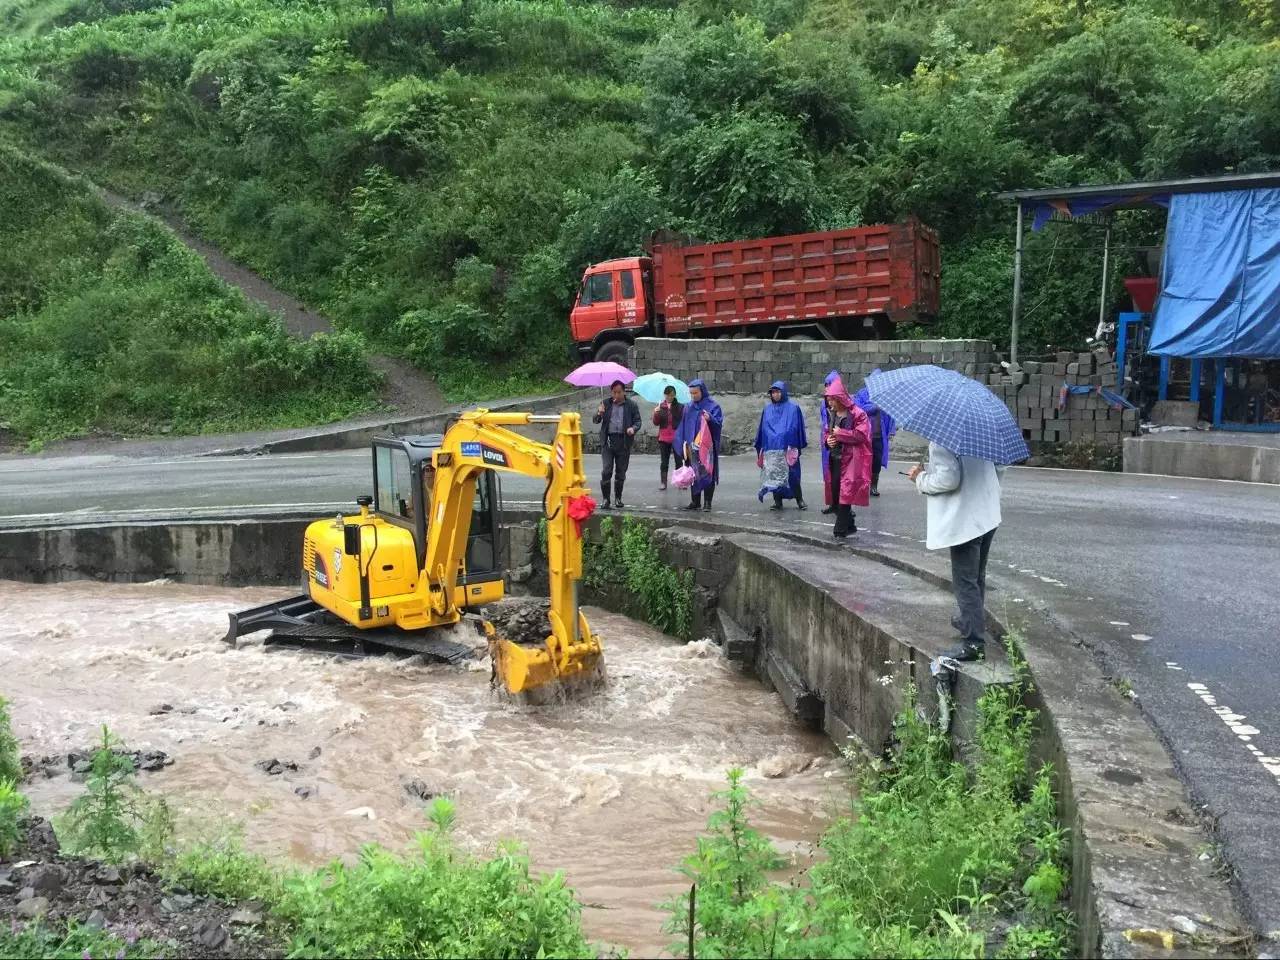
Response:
[569,257,652,363]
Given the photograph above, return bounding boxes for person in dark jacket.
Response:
[593,379,641,509]
[651,385,684,490]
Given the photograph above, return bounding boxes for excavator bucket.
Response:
[492,637,604,697]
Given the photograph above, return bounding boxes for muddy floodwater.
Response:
[1,580,843,955]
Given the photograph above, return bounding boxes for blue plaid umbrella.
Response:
[866,365,1030,464]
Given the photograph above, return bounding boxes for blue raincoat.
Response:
[675,378,724,494]
[855,369,897,466]
[819,369,840,499]
[755,380,806,501]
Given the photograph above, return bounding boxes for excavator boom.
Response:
[428,411,602,695]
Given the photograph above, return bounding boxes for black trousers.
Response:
[658,441,683,480]
[773,479,804,506]
[949,528,997,643]
[690,486,715,508]
[871,440,883,488]
[833,503,855,535]
[601,438,631,500]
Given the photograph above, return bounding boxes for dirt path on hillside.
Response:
[98,190,444,415]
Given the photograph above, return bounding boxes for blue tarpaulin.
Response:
[1150,189,1280,359]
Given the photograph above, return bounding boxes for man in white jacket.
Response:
[908,442,1006,661]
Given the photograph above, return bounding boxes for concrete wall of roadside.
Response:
[0,510,1247,956]
[1124,434,1280,484]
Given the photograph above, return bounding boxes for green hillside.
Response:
[0,147,376,445]
[0,0,1277,390]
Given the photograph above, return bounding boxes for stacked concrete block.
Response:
[1001,349,1134,451]
[630,337,1136,454]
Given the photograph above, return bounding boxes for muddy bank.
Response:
[1,817,282,958]
[0,580,841,955]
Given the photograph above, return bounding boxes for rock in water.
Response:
[402,778,436,802]
[757,754,815,779]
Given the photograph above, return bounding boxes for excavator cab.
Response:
[371,436,503,609]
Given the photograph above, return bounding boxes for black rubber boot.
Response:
[613,481,625,509]
[940,639,985,662]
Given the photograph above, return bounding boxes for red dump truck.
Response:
[570,219,940,364]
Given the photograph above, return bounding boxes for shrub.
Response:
[56,726,152,863]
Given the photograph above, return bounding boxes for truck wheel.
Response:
[594,341,631,367]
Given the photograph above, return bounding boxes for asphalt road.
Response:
[3,449,1279,939]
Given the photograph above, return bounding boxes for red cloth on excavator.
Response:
[567,495,597,537]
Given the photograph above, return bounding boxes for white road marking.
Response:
[1109,621,1131,626]
[1185,681,1280,782]
[1132,634,1153,642]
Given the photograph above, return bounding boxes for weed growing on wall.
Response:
[667,638,1075,958]
[0,921,162,960]
[585,517,694,640]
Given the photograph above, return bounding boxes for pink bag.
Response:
[671,465,696,489]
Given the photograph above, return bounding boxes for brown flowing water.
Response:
[0,580,843,955]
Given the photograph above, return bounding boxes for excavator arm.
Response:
[426,410,602,694]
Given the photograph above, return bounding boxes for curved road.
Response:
[2,449,1279,942]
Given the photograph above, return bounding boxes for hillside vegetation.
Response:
[0,0,1277,389]
[0,147,376,446]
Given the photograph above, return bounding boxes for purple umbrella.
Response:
[564,361,636,391]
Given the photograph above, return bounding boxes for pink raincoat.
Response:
[824,377,872,507]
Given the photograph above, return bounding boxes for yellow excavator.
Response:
[224,410,603,696]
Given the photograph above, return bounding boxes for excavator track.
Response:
[224,594,478,664]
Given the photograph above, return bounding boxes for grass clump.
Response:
[666,644,1074,958]
[166,833,287,904]
[0,921,163,960]
[161,799,593,959]
[276,798,592,959]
